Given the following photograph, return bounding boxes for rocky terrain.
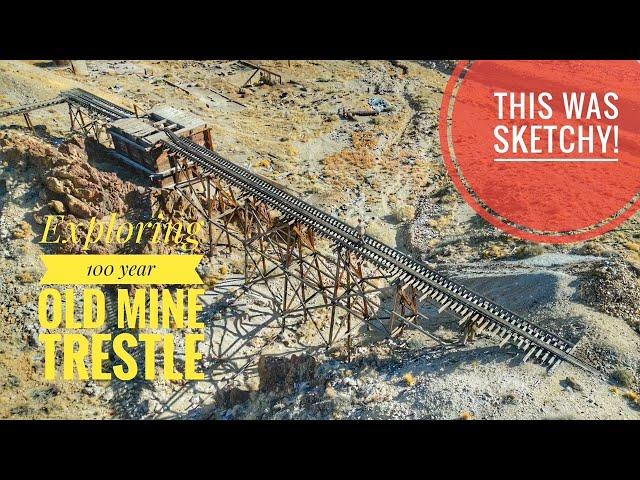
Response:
[0,60,638,420]
[204,253,640,420]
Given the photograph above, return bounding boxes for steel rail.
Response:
[61,89,134,120]
[162,131,600,376]
[0,89,133,122]
[0,97,66,118]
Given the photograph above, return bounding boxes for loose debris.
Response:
[578,260,640,333]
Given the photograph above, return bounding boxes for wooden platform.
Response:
[110,117,165,148]
[107,105,213,187]
[149,105,208,136]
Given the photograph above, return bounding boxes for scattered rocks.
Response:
[47,199,65,214]
[0,131,140,234]
[578,260,640,333]
[31,385,60,401]
[216,387,251,409]
[257,354,317,393]
[562,376,584,392]
[82,381,105,397]
[409,194,446,252]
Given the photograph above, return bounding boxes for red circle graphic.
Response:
[439,60,640,243]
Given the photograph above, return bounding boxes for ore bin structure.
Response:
[108,104,214,187]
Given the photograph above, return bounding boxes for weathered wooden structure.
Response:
[0,89,215,187]
[107,104,214,186]
[160,132,599,375]
[239,61,282,89]
[0,88,600,377]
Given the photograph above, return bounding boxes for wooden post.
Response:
[70,61,89,76]
[68,103,75,131]
[23,113,33,131]
[77,109,89,136]
[204,128,214,150]
[345,253,352,361]
[297,234,307,325]
[206,179,213,258]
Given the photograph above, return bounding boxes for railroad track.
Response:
[61,89,134,120]
[163,130,600,376]
[0,97,66,118]
[0,89,133,121]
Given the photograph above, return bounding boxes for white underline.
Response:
[494,158,618,163]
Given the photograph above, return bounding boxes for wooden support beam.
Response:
[163,147,451,365]
[23,112,33,131]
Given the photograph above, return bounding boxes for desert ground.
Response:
[0,60,638,419]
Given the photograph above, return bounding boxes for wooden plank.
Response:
[208,90,246,108]
[149,104,206,131]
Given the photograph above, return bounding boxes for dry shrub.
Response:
[482,244,509,259]
[13,221,32,239]
[611,367,635,388]
[514,243,546,259]
[229,256,246,274]
[323,149,375,177]
[578,242,611,256]
[351,131,378,150]
[365,222,395,245]
[625,241,640,253]
[322,131,378,187]
[427,213,454,232]
[286,144,299,157]
[403,372,416,387]
[17,271,36,284]
[394,205,416,223]
[253,159,271,169]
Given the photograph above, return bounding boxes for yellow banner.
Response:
[40,255,204,285]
